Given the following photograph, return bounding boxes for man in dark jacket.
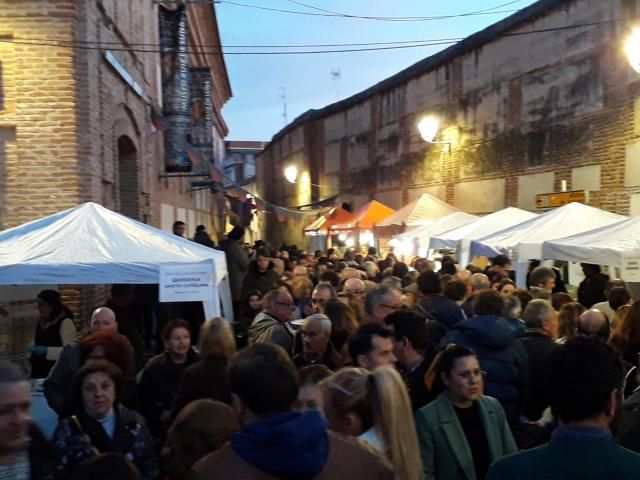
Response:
[488,337,640,479]
[578,263,609,308]
[521,299,558,421]
[293,314,340,370]
[241,248,281,301]
[222,226,250,308]
[385,310,436,411]
[417,271,466,328]
[189,344,393,480]
[440,290,528,425]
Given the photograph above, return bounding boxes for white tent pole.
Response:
[515,262,527,289]
[458,239,470,268]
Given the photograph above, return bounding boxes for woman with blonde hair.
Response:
[172,318,235,416]
[322,366,422,480]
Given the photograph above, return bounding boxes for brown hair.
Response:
[81,331,135,380]
[198,317,236,361]
[72,360,124,413]
[162,319,191,341]
[162,399,240,480]
[610,302,640,355]
[290,277,313,300]
[557,302,586,341]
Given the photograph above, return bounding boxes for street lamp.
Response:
[625,27,640,73]
[284,165,298,183]
[418,115,451,150]
[418,116,441,143]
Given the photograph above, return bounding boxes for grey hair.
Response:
[304,313,332,333]
[365,284,396,315]
[470,273,490,292]
[313,283,337,299]
[263,286,290,308]
[522,299,555,329]
[502,295,522,320]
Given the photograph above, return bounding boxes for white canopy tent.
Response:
[390,212,479,257]
[376,193,459,228]
[542,216,640,280]
[429,207,538,267]
[0,202,231,319]
[469,203,626,287]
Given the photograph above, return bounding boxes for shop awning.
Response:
[330,200,395,231]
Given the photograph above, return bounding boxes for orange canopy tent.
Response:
[330,200,396,231]
[303,207,355,236]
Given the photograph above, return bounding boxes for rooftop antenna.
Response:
[330,68,341,101]
[279,87,288,126]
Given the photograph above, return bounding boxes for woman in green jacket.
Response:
[415,345,517,480]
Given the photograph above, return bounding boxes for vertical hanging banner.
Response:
[159,6,192,172]
[190,68,214,173]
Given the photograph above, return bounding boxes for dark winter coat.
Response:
[521,331,557,421]
[52,405,158,480]
[578,272,609,308]
[172,356,232,417]
[418,294,466,328]
[440,315,529,424]
[241,260,282,300]
[138,349,199,440]
[222,238,250,302]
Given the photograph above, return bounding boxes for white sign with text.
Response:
[159,263,214,302]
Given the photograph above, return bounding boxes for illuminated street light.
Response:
[284,165,298,183]
[418,116,440,143]
[626,27,640,73]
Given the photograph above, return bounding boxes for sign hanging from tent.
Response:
[159,263,214,302]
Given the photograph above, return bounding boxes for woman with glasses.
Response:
[416,344,517,480]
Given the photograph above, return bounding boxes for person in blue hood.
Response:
[189,343,393,480]
[440,290,529,426]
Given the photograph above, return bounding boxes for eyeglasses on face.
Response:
[274,300,296,310]
[379,303,403,311]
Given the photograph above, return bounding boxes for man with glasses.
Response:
[248,287,296,354]
[364,285,403,325]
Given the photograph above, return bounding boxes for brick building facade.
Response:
[0,0,231,359]
[257,0,640,248]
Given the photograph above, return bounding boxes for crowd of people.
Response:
[5,229,640,479]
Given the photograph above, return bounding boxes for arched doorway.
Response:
[117,135,140,220]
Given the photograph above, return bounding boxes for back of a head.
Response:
[469,273,490,292]
[299,364,333,387]
[522,299,554,330]
[227,226,245,241]
[439,261,457,276]
[348,323,392,361]
[392,262,409,279]
[491,254,511,268]
[551,292,573,311]
[198,317,236,361]
[384,310,430,354]
[578,309,610,339]
[472,290,504,317]
[547,336,624,423]
[320,270,341,288]
[502,295,522,320]
[444,280,467,303]
[163,399,240,478]
[229,343,299,416]
[72,453,139,480]
[608,286,631,311]
[511,289,533,311]
[417,271,441,295]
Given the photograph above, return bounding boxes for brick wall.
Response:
[258,0,640,247]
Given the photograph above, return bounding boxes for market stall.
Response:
[330,200,395,251]
[429,207,538,267]
[390,211,479,258]
[469,202,626,287]
[303,206,355,251]
[0,202,231,319]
